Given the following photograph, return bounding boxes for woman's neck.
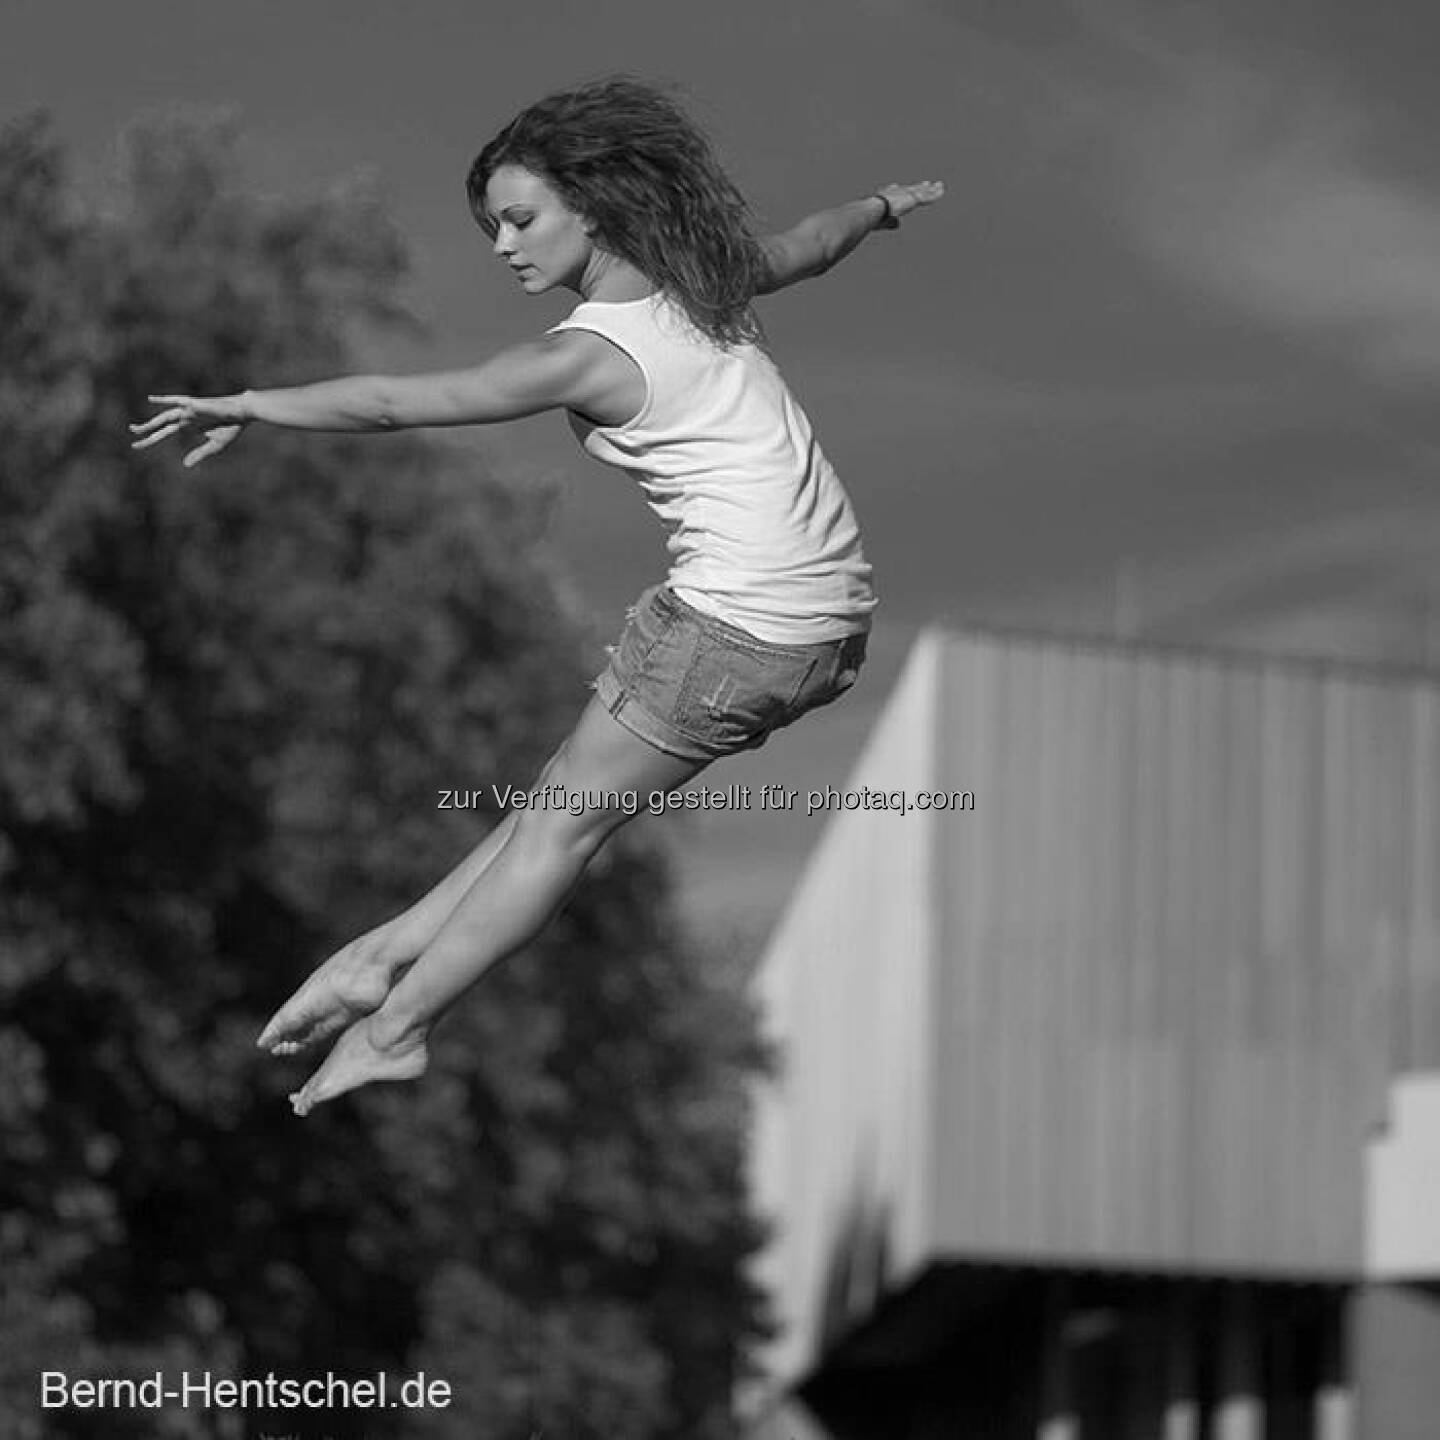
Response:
[577,251,655,303]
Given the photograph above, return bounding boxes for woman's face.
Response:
[482,164,594,295]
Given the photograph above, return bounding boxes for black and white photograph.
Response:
[4,1,1440,1436]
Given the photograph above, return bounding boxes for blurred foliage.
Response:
[0,111,773,1439]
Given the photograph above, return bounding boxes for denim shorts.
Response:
[593,584,869,762]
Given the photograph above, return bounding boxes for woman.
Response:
[131,78,943,1115]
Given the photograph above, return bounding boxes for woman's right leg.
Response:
[381,810,523,962]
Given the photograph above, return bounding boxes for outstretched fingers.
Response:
[129,395,248,464]
[129,408,190,448]
[183,425,242,468]
[883,179,945,221]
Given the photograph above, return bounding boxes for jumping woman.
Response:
[130,78,944,1115]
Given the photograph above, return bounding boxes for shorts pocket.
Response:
[771,630,868,732]
[611,588,680,684]
[677,635,818,750]
[828,632,867,697]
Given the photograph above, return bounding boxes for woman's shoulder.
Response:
[550,291,772,377]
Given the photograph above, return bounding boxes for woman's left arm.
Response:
[756,179,945,295]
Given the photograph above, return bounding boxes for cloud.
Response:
[1078,8,1440,384]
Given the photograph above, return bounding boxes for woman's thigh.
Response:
[536,693,710,836]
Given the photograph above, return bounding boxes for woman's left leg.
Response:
[288,695,708,1114]
[257,810,523,1056]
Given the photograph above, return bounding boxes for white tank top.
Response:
[547,292,876,644]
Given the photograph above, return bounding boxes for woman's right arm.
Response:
[756,180,945,295]
[130,333,623,468]
[241,376,392,431]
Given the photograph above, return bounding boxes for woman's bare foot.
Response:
[257,931,403,1056]
[288,1015,430,1116]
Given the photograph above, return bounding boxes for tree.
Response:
[0,111,771,1439]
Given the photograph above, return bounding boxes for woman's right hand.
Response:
[129,392,252,468]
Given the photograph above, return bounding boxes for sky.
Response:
[7,0,1440,940]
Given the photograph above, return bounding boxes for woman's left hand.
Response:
[876,180,946,227]
[129,393,252,469]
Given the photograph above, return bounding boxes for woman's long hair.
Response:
[468,78,768,346]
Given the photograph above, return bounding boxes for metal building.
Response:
[746,627,1440,1439]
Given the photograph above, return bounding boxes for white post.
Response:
[1038,1277,1079,1440]
[1314,1296,1353,1440]
[1210,1287,1262,1440]
[1163,1290,1200,1440]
